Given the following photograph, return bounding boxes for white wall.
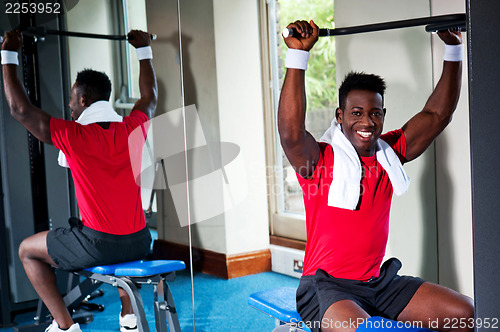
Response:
[66,0,117,103]
[152,0,270,256]
[146,0,193,252]
[213,0,270,255]
[431,0,473,298]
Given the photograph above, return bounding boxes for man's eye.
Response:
[352,111,361,116]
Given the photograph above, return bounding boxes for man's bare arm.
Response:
[278,20,320,178]
[2,31,52,144]
[402,29,462,161]
[127,30,158,120]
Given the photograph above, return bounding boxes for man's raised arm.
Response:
[2,31,52,144]
[127,30,158,120]
[402,29,463,162]
[278,20,320,179]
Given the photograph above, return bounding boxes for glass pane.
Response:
[274,0,336,215]
[123,0,148,99]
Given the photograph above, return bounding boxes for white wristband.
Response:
[285,49,310,70]
[443,44,463,62]
[136,46,153,61]
[1,50,19,65]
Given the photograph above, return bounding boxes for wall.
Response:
[145,0,192,252]
[151,0,270,256]
[431,0,473,298]
[66,0,118,104]
[212,0,270,255]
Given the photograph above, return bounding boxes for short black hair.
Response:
[338,71,386,110]
[75,69,112,103]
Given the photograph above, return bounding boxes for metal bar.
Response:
[19,15,50,236]
[1,28,156,42]
[327,13,465,36]
[114,278,150,332]
[163,280,181,332]
[45,29,127,40]
[284,13,466,38]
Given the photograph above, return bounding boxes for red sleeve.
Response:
[380,128,407,163]
[125,110,150,137]
[296,142,332,184]
[50,117,81,158]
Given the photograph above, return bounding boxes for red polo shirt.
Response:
[50,110,148,235]
[297,129,406,281]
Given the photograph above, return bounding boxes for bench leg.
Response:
[153,283,167,332]
[114,277,150,332]
[163,280,181,332]
[153,278,181,332]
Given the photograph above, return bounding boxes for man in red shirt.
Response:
[2,30,156,332]
[279,20,473,331]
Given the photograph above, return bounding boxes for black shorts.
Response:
[296,258,424,332]
[47,217,152,271]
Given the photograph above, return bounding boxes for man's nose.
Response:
[360,113,375,126]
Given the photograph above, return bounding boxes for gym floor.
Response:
[1,270,299,332]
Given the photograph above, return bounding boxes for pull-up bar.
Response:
[282,13,466,38]
[0,26,157,43]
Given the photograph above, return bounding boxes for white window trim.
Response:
[260,0,307,241]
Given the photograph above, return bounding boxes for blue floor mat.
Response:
[1,270,299,332]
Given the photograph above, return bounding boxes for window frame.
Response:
[260,0,307,241]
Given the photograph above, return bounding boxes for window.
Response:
[120,0,157,226]
[122,0,148,100]
[265,0,335,240]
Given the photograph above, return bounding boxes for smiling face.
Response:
[336,89,386,157]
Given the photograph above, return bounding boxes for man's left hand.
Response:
[437,28,462,45]
[1,30,23,51]
[127,30,151,49]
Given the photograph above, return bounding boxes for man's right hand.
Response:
[283,20,319,51]
[1,30,23,52]
[127,30,151,49]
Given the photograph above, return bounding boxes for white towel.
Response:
[319,119,410,210]
[57,101,123,168]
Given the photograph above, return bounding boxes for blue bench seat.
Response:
[19,260,185,332]
[249,287,434,332]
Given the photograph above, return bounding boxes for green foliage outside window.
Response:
[278,0,337,110]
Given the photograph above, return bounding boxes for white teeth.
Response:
[357,131,372,138]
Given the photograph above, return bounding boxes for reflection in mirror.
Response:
[0,0,190,329]
[66,0,197,328]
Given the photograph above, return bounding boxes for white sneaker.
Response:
[119,313,138,332]
[45,320,82,332]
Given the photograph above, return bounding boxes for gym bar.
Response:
[283,13,466,38]
[0,26,157,43]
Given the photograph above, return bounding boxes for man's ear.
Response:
[79,94,88,107]
[335,107,343,123]
[383,108,387,116]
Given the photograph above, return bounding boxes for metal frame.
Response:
[466,0,500,325]
[284,13,466,38]
[16,270,181,332]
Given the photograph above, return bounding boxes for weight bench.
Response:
[16,260,185,332]
[248,287,434,332]
[248,287,309,331]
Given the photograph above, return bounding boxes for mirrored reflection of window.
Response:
[122,0,148,99]
[266,0,335,239]
[121,0,156,226]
